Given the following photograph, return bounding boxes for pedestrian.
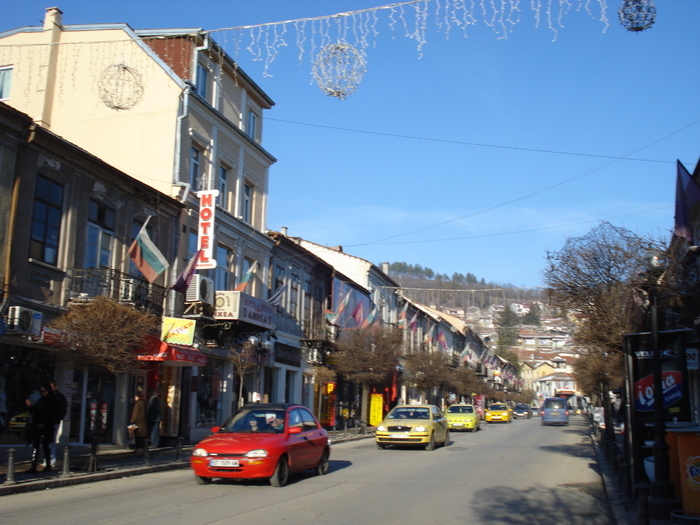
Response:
[129,389,147,451]
[26,382,59,473]
[49,379,67,467]
[146,389,162,448]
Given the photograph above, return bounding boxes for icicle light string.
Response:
[0,0,611,103]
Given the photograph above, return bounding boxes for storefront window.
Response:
[195,360,224,427]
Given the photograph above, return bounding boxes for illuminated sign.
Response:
[196,190,219,270]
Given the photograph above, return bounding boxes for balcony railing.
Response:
[302,319,329,341]
[69,268,166,316]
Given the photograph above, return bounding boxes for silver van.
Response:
[540,397,569,426]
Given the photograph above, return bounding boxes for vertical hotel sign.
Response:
[196,190,218,270]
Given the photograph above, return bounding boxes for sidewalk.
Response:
[0,428,373,497]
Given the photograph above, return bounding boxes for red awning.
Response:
[138,337,207,366]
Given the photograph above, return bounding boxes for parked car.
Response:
[540,397,570,426]
[375,404,449,450]
[484,403,512,424]
[512,404,531,419]
[190,403,330,487]
[530,406,540,417]
[445,404,480,432]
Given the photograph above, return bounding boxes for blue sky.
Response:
[4,1,699,288]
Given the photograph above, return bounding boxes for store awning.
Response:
[138,337,207,366]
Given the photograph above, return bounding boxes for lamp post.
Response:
[247,335,273,402]
[643,250,676,516]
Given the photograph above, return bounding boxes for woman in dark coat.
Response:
[27,382,58,472]
[130,390,148,450]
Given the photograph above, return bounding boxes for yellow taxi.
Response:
[484,403,512,424]
[375,404,449,451]
[445,404,480,432]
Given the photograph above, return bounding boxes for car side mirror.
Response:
[288,426,302,434]
[211,426,221,433]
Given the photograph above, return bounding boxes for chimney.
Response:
[382,262,390,275]
[44,7,63,31]
[281,227,288,236]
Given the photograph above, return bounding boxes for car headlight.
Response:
[414,426,427,432]
[192,448,209,457]
[377,425,387,431]
[245,449,269,458]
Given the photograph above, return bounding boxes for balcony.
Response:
[69,268,166,316]
[302,319,329,341]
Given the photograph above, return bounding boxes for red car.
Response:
[190,403,330,487]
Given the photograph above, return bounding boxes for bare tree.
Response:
[334,327,401,387]
[403,350,452,402]
[225,340,259,409]
[49,296,158,374]
[543,222,649,441]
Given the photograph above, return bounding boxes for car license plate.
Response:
[210,459,239,467]
[389,433,408,439]
[453,423,464,427]
[550,411,559,416]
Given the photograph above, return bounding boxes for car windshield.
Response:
[489,404,507,410]
[447,406,474,414]
[219,409,286,433]
[544,399,567,409]
[388,408,430,419]
[515,405,528,410]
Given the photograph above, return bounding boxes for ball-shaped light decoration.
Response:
[618,0,656,32]
[98,63,145,110]
[312,41,366,100]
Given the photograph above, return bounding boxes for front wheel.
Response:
[195,475,211,485]
[270,456,289,487]
[442,429,450,447]
[315,449,329,476]
[425,432,436,451]
[377,442,386,450]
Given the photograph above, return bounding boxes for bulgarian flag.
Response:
[235,261,258,292]
[423,324,435,345]
[128,216,169,283]
[361,306,378,328]
[397,302,408,329]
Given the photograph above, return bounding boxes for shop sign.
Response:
[196,190,219,270]
[634,371,684,412]
[161,317,196,345]
[214,291,274,330]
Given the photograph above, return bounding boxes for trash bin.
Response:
[668,426,700,517]
[666,422,698,499]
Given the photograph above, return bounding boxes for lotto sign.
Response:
[634,370,684,412]
[196,190,219,270]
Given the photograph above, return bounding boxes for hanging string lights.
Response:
[312,41,367,99]
[618,0,656,32]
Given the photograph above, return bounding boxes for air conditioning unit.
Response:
[7,306,43,336]
[186,275,214,305]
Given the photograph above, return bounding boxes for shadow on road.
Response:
[471,483,609,525]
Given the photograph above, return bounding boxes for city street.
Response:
[0,415,611,525]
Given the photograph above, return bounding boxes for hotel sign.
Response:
[214,291,274,330]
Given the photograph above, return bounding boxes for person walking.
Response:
[146,389,162,448]
[49,379,67,467]
[26,382,59,473]
[129,389,147,451]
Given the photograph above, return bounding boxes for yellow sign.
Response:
[369,394,384,427]
[161,317,196,345]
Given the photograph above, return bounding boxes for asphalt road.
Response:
[0,415,611,525]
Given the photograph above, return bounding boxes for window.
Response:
[218,165,228,210]
[30,176,64,265]
[195,63,208,100]
[303,280,311,321]
[290,273,299,319]
[242,183,252,223]
[0,66,12,100]
[246,109,257,140]
[85,199,116,269]
[215,245,231,290]
[190,146,201,192]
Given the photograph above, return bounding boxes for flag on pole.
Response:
[326,290,351,324]
[351,302,364,325]
[267,284,287,306]
[436,329,448,350]
[408,311,418,333]
[361,306,378,328]
[674,160,700,244]
[235,261,258,292]
[423,324,434,345]
[397,302,408,329]
[128,216,169,283]
[172,249,202,294]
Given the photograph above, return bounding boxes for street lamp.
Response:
[247,335,273,402]
[642,249,676,516]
